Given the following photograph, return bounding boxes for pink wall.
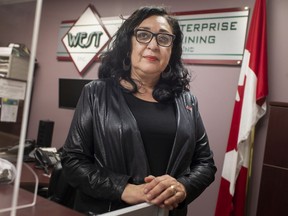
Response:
[1,0,288,215]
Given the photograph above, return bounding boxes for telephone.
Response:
[4,139,36,162]
[6,139,36,155]
[34,147,60,174]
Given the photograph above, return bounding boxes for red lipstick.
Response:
[145,55,158,61]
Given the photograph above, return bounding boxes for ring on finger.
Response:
[170,185,177,195]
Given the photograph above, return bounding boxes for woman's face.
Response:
[130,15,173,80]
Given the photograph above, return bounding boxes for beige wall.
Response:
[1,0,288,215]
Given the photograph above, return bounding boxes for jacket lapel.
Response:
[166,94,195,176]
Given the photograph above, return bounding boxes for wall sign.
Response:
[57,7,249,75]
[61,5,112,75]
[58,16,122,62]
[176,8,249,65]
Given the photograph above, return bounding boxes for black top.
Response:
[123,92,176,176]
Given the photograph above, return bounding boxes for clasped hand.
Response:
[121,174,187,210]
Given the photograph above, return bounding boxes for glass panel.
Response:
[0,0,42,214]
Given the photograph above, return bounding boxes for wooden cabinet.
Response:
[257,102,288,216]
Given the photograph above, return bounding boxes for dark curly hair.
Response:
[98,6,190,103]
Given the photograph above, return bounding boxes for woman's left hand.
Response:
[143,175,187,210]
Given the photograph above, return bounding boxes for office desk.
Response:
[0,184,83,216]
[20,162,51,192]
[1,159,165,216]
[21,162,50,185]
[0,156,83,215]
[0,152,51,188]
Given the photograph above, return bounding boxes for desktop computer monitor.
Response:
[58,78,93,109]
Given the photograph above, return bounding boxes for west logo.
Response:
[67,32,103,48]
[62,5,111,75]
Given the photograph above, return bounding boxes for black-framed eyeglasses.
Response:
[134,29,175,47]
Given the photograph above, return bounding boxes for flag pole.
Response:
[245,127,255,215]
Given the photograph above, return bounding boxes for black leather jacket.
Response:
[61,78,216,215]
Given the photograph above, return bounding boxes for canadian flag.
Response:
[215,0,268,215]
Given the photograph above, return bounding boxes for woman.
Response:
[61,6,216,216]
